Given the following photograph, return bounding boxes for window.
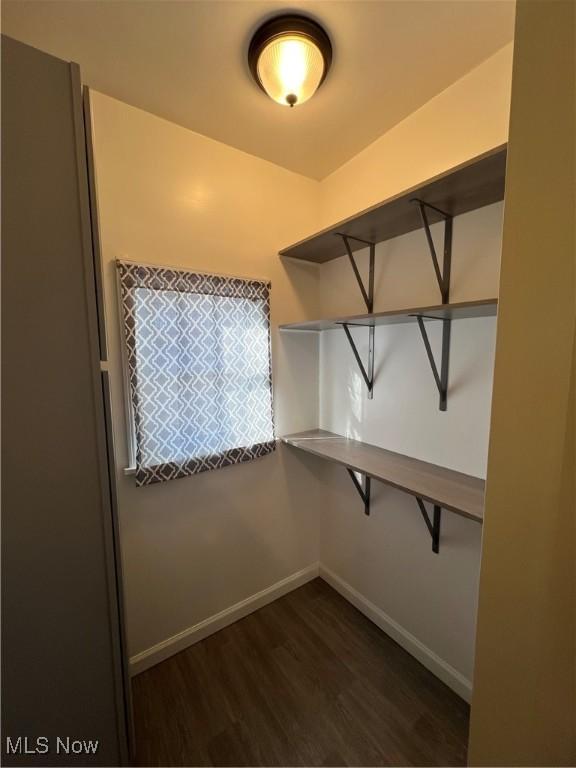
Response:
[117,261,275,486]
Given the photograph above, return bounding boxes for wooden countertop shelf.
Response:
[279,298,497,332]
[282,429,484,523]
[279,145,507,263]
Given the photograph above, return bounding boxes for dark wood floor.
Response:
[132,578,469,767]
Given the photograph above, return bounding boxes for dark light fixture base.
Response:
[248,14,333,96]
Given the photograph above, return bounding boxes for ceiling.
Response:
[1,1,515,179]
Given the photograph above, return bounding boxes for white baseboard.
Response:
[129,562,320,676]
[130,560,472,703]
[319,565,472,702]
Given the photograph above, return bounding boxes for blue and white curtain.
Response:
[117,261,275,486]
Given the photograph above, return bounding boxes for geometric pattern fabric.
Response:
[117,261,275,486]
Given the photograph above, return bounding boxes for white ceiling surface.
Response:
[2,1,515,179]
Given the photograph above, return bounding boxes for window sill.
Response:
[123,439,281,477]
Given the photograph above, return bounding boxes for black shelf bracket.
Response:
[347,469,371,515]
[334,234,377,399]
[341,322,375,398]
[410,199,453,411]
[416,315,451,411]
[346,473,441,545]
[415,497,442,553]
[337,233,375,312]
[410,199,453,304]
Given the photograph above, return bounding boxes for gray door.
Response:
[1,35,129,766]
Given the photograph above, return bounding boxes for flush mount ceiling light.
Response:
[248,14,332,108]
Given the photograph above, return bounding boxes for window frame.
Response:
[116,259,275,484]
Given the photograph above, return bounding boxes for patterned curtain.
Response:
[117,261,275,486]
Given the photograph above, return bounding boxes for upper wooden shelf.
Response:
[282,429,484,522]
[279,145,507,263]
[279,298,497,332]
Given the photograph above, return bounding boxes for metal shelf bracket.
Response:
[415,497,442,553]
[347,469,371,515]
[337,234,375,312]
[333,234,377,399]
[341,322,375,398]
[416,315,451,411]
[410,199,453,304]
[410,199,453,411]
[346,473,441,546]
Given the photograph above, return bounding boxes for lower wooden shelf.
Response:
[281,429,484,523]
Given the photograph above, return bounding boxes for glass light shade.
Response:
[256,35,325,107]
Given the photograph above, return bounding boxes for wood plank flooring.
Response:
[132,579,469,767]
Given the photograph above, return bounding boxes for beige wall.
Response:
[319,43,512,228]
[89,91,324,664]
[468,1,576,764]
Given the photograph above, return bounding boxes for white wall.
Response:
[316,205,502,694]
[306,45,511,697]
[89,91,324,666]
[318,203,503,319]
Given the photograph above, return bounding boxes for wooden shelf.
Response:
[282,429,484,523]
[279,145,507,263]
[279,298,497,332]
[278,149,497,542]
